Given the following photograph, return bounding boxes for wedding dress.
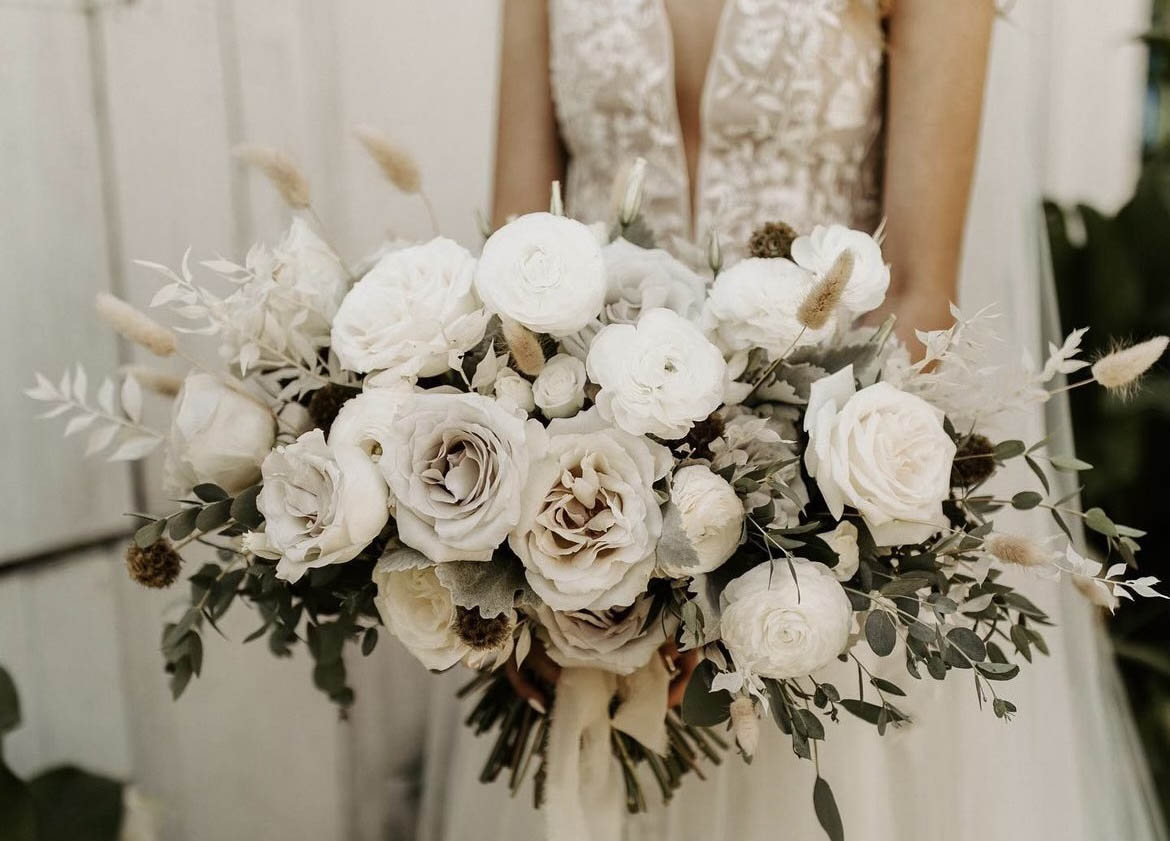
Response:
[413,1,1166,839]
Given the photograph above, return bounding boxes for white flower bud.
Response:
[619,157,647,226]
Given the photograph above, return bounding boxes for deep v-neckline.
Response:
[655,0,732,239]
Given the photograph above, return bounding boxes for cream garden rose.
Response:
[701,257,833,358]
[372,563,468,670]
[257,429,389,583]
[587,308,726,439]
[327,385,409,461]
[163,372,275,495]
[493,368,537,413]
[381,392,542,562]
[791,224,890,317]
[536,594,678,675]
[510,409,671,611]
[719,560,852,679]
[331,237,488,377]
[532,353,586,419]
[473,212,606,336]
[823,521,861,581]
[658,465,744,577]
[805,366,955,546]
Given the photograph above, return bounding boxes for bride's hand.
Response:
[503,638,701,712]
[867,290,953,362]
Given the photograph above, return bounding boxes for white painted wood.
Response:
[1043,0,1150,211]
[0,6,135,562]
[0,545,133,781]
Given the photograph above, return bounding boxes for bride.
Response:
[411,1,1166,839]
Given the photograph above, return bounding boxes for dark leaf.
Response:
[134,518,166,549]
[195,499,232,533]
[361,627,379,656]
[792,708,825,740]
[681,660,731,727]
[813,776,845,841]
[0,761,37,841]
[0,666,20,735]
[193,483,229,502]
[864,611,897,657]
[28,766,124,841]
[167,507,199,540]
[870,677,906,697]
[1011,491,1043,511]
[840,699,883,725]
[945,627,987,662]
[993,440,1025,460]
[1024,455,1050,495]
[230,485,264,530]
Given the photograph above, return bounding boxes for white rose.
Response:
[587,308,726,439]
[382,392,542,562]
[163,373,276,496]
[327,386,408,462]
[701,258,833,357]
[258,429,389,582]
[222,219,349,371]
[720,560,852,679]
[823,521,860,581]
[474,213,606,336]
[659,465,744,577]
[532,353,586,419]
[791,224,890,316]
[537,594,678,675]
[331,237,489,377]
[511,409,672,611]
[493,368,536,413]
[372,565,467,670]
[805,366,956,546]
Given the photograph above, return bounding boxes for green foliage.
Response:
[680,660,731,727]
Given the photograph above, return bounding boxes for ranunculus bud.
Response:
[658,465,743,577]
[163,373,276,496]
[532,354,586,419]
[618,157,647,226]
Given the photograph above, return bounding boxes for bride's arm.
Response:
[492,0,565,228]
[877,0,995,355]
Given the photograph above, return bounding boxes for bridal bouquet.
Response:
[28,143,1169,841]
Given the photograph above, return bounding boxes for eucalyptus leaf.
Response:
[1011,491,1043,510]
[1049,455,1092,472]
[813,776,845,841]
[945,627,987,662]
[134,518,166,549]
[864,611,897,657]
[993,440,1025,460]
[193,483,229,503]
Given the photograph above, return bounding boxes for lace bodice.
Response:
[548,0,886,262]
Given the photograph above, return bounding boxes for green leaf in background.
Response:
[133,518,166,549]
[813,776,845,841]
[28,766,123,841]
[0,666,20,736]
[1011,491,1043,511]
[0,761,37,841]
[993,440,1025,460]
[1049,455,1093,471]
[192,483,229,502]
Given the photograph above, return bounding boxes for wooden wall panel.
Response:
[0,6,135,563]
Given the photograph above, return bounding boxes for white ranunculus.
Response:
[805,366,956,546]
[493,368,536,413]
[701,257,833,357]
[222,219,349,371]
[331,237,489,377]
[372,565,468,670]
[601,238,706,322]
[587,308,726,439]
[532,353,586,419]
[473,213,606,336]
[791,224,890,316]
[659,465,744,577]
[537,594,678,675]
[327,386,409,465]
[381,392,543,562]
[719,560,852,679]
[824,521,860,581]
[163,373,276,496]
[511,409,672,611]
[258,429,389,582]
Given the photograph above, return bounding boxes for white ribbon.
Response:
[544,657,670,841]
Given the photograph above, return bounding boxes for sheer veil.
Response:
[960,2,1166,837]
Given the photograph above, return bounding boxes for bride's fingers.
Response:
[504,657,549,713]
[667,649,701,708]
